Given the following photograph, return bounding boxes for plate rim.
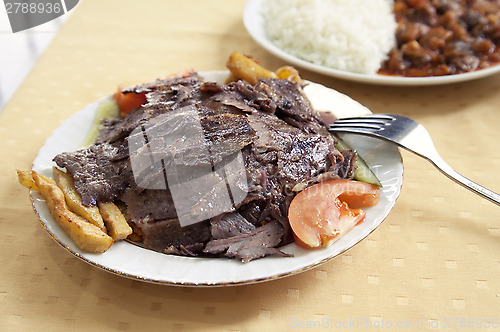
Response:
[243,0,500,86]
[29,71,404,287]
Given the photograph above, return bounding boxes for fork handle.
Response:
[429,155,500,206]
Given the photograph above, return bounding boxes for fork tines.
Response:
[329,114,394,132]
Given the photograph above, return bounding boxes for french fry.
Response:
[98,201,132,240]
[127,222,144,242]
[52,167,107,232]
[226,52,278,85]
[17,170,38,191]
[31,171,113,253]
[275,66,303,83]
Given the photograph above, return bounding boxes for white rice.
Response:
[262,0,397,74]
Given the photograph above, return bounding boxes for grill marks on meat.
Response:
[126,106,257,167]
[255,79,327,134]
[200,112,258,165]
[53,73,358,262]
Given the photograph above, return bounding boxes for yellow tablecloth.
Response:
[2,1,499,330]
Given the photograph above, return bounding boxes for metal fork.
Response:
[329,114,500,206]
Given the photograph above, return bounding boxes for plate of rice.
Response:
[244,0,500,86]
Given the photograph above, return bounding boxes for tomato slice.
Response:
[113,89,147,117]
[288,180,380,249]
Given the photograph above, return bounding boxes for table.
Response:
[1,1,499,330]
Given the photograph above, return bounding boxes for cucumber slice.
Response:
[334,135,382,187]
[81,98,120,148]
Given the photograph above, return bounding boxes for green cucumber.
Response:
[81,98,120,148]
[334,135,382,187]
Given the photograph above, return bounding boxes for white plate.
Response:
[30,71,403,286]
[244,0,500,86]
